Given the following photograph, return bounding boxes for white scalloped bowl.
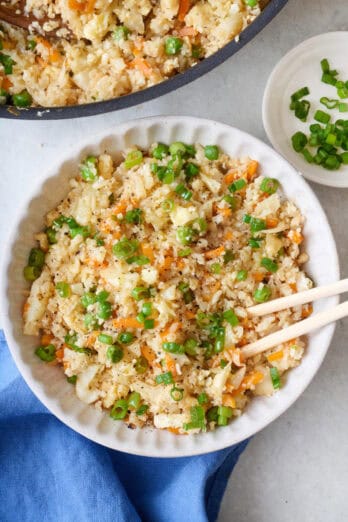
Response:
[0,116,339,457]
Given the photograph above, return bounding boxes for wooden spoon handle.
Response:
[0,5,32,31]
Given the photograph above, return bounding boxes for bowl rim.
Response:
[0,115,340,457]
[0,0,289,120]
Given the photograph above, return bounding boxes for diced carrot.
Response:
[128,58,153,79]
[205,246,225,259]
[216,207,232,218]
[224,231,233,241]
[55,348,64,360]
[36,36,51,50]
[224,170,236,184]
[177,259,185,270]
[184,310,196,320]
[160,256,174,271]
[252,272,264,282]
[165,353,177,377]
[68,0,95,12]
[41,334,53,345]
[113,317,143,329]
[288,230,303,244]
[246,160,258,180]
[178,0,190,21]
[85,331,99,348]
[141,344,157,365]
[247,370,264,386]
[22,301,30,316]
[289,282,297,292]
[266,216,279,229]
[222,393,236,408]
[177,26,196,37]
[141,243,155,263]
[267,350,284,362]
[302,304,313,319]
[2,41,15,50]
[167,427,186,435]
[2,76,13,90]
[160,322,182,340]
[112,199,128,216]
[113,230,122,240]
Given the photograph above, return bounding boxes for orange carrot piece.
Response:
[165,353,177,377]
[205,246,225,259]
[160,256,174,271]
[224,171,236,184]
[184,310,196,320]
[246,160,258,180]
[141,344,157,365]
[55,348,64,360]
[267,350,284,362]
[128,58,153,78]
[41,334,54,345]
[252,272,265,282]
[224,230,233,241]
[288,230,303,244]
[289,282,297,292]
[113,317,143,329]
[178,0,190,21]
[301,304,313,319]
[141,243,155,263]
[112,199,128,216]
[222,393,236,408]
[2,76,13,90]
[266,216,279,229]
[216,207,232,218]
[177,26,197,37]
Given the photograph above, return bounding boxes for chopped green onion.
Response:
[178,248,191,257]
[223,309,239,327]
[302,148,314,164]
[175,183,192,200]
[236,269,248,281]
[217,415,228,426]
[117,332,134,344]
[12,89,33,107]
[210,263,221,274]
[55,282,71,298]
[165,37,183,55]
[320,58,330,73]
[290,86,310,102]
[162,342,185,354]
[228,178,247,193]
[135,356,149,374]
[155,371,174,385]
[45,227,57,244]
[107,344,123,363]
[321,72,337,85]
[217,406,233,418]
[254,285,272,303]
[320,97,339,109]
[177,225,196,245]
[126,255,150,265]
[125,208,142,224]
[27,39,37,50]
[152,143,169,159]
[64,334,92,355]
[144,318,155,329]
[124,150,143,169]
[98,333,114,345]
[261,257,278,273]
[250,217,266,233]
[113,238,139,258]
[185,162,199,180]
[293,99,310,122]
[260,177,279,194]
[223,195,238,210]
[248,237,263,248]
[197,392,208,405]
[80,156,98,182]
[0,53,16,75]
[220,359,228,368]
[128,392,141,410]
[339,103,348,112]
[113,25,130,41]
[170,386,184,401]
[110,399,128,420]
[136,404,149,416]
[214,327,225,353]
[23,265,41,281]
[183,405,206,431]
[314,110,331,124]
[291,131,307,152]
[161,199,174,212]
[223,250,234,264]
[243,214,251,223]
[204,145,219,160]
[270,367,281,390]
[67,375,77,384]
[35,344,56,362]
[131,286,150,300]
[184,338,198,355]
[28,248,45,268]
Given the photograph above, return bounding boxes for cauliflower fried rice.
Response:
[0,0,265,107]
[23,141,312,434]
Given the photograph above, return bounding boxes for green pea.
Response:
[165,37,183,55]
[12,89,32,107]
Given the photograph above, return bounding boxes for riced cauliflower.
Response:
[23,140,312,434]
[0,0,266,107]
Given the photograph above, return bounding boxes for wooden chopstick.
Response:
[247,278,348,317]
[242,300,348,358]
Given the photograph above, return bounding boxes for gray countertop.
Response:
[1,0,347,520]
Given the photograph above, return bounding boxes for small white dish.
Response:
[263,32,348,187]
[0,116,339,457]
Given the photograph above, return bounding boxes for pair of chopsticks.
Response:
[241,279,348,358]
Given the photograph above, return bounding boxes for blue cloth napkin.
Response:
[0,331,249,522]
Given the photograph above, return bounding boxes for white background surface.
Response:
[1,0,347,520]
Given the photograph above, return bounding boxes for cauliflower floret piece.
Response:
[170,206,198,226]
[23,268,54,335]
[76,364,103,404]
